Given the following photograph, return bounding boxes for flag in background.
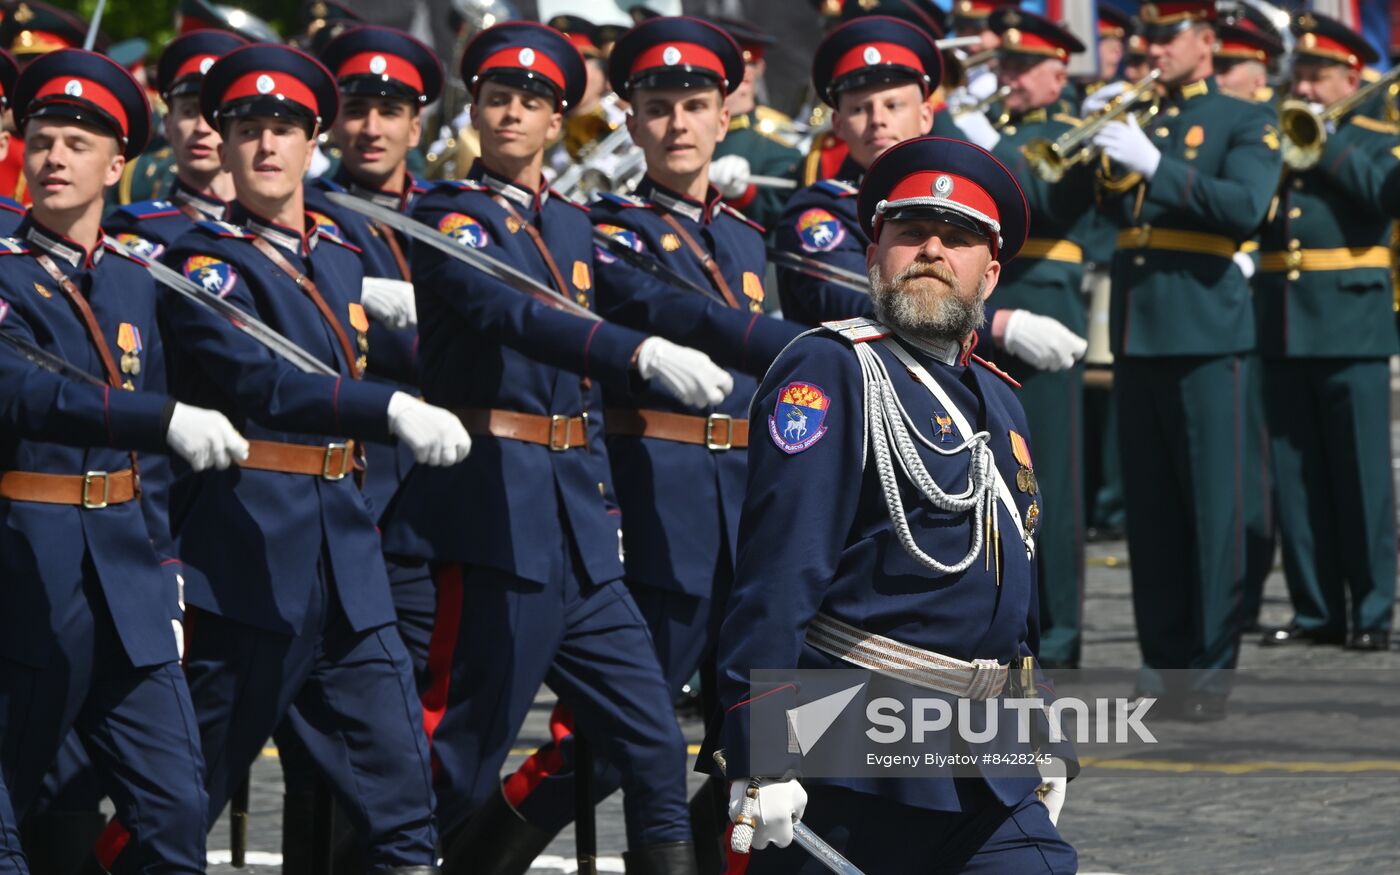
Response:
[1024,0,1101,76]
[1308,0,1391,68]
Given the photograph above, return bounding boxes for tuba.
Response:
[1020,69,1162,183]
[1278,66,1400,170]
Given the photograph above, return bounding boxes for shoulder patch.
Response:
[0,237,31,255]
[718,201,765,234]
[183,255,238,298]
[821,316,890,343]
[307,209,343,239]
[437,212,490,248]
[795,208,847,253]
[597,191,650,208]
[195,219,251,239]
[1350,115,1400,135]
[593,223,645,263]
[548,189,591,212]
[768,381,832,454]
[118,199,181,219]
[971,354,1021,388]
[0,296,8,324]
[813,178,859,197]
[111,232,165,260]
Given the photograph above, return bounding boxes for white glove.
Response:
[166,402,249,471]
[361,277,417,329]
[728,779,808,851]
[173,570,185,660]
[1093,116,1161,180]
[1081,80,1129,115]
[1037,757,1068,826]
[387,391,472,466]
[1232,250,1256,281]
[636,337,734,409]
[709,154,752,200]
[953,109,1002,151]
[1002,310,1087,371]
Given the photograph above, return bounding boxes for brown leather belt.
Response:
[455,409,589,451]
[242,439,357,480]
[0,468,138,508]
[604,409,748,451]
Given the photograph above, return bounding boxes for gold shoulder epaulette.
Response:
[1350,115,1400,135]
[1053,113,1081,127]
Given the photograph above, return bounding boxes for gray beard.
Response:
[869,262,987,345]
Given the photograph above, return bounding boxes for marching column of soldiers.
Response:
[0,0,1396,873]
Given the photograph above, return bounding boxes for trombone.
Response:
[1279,65,1400,170]
[953,85,1013,120]
[1020,69,1162,182]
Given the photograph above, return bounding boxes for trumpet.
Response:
[953,85,1013,120]
[1020,69,1162,182]
[1279,65,1400,170]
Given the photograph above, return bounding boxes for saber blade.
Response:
[793,822,867,875]
[0,330,107,386]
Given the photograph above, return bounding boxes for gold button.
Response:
[1004,126,1017,135]
[1292,178,1304,189]
[1155,127,1170,138]
[1133,255,1146,266]
[1288,239,1301,250]
[1166,106,1180,117]
[1287,270,1300,281]
[1288,207,1302,219]
[598,482,606,496]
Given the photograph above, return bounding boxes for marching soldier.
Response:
[160,43,471,872]
[376,21,739,875]
[964,8,1096,667]
[104,31,248,254]
[1092,0,1282,717]
[712,135,1076,874]
[1213,19,1281,103]
[0,48,250,874]
[1086,5,1132,97]
[487,17,809,872]
[1123,28,1151,83]
[1255,13,1397,651]
[708,18,801,230]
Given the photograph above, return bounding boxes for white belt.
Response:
[806,612,1007,700]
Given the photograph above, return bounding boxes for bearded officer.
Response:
[159,44,471,872]
[712,135,1076,874]
[1254,13,1398,651]
[1092,0,1282,717]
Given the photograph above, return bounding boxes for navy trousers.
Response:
[183,560,436,870]
[746,783,1077,874]
[0,571,207,875]
[423,552,690,849]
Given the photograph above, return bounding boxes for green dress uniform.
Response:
[1253,112,1400,642]
[713,106,801,230]
[990,102,1098,666]
[1100,74,1282,700]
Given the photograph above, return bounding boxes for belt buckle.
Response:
[322,443,350,481]
[82,471,110,509]
[1134,225,1152,248]
[705,414,733,451]
[1284,250,1303,270]
[549,415,575,452]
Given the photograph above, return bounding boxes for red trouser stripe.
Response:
[94,819,130,871]
[502,704,575,808]
[422,564,466,769]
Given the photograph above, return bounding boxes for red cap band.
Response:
[883,170,1000,232]
[11,29,74,54]
[479,46,566,95]
[564,32,598,53]
[1001,29,1071,60]
[335,50,425,94]
[172,53,220,83]
[832,41,926,82]
[1216,38,1268,61]
[1298,32,1363,68]
[34,75,128,136]
[630,41,725,82]
[221,70,319,116]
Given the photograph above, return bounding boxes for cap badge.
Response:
[662,45,682,65]
[199,57,215,74]
[518,47,536,67]
[863,46,882,65]
[255,74,275,94]
[369,55,387,74]
[933,175,953,197]
[63,79,82,97]
[1003,10,1022,26]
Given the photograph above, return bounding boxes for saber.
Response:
[324,191,601,322]
[0,329,107,386]
[591,230,719,300]
[935,35,984,51]
[750,174,797,190]
[767,249,871,294]
[83,0,107,50]
[104,237,338,377]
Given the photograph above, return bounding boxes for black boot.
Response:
[21,812,109,875]
[687,776,728,875]
[622,842,699,875]
[438,787,557,875]
[280,789,319,875]
[368,868,440,875]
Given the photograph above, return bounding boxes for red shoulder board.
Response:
[718,201,765,234]
[971,354,1021,388]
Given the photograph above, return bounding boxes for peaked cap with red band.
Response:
[607,16,745,99]
[1098,5,1132,39]
[838,0,947,41]
[1291,12,1377,69]
[461,22,586,111]
[713,16,775,63]
[320,25,443,106]
[0,1,104,57]
[13,49,150,159]
[201,43,339,130]
[157,31,249,99]
[1214,20,1283,63]
[0,50,17,111]
[812,15,943,107]
[858,136,1028,261]
[951,0,1019,25]
[991,9,1086,62]
[547,15,604,58]
[1139,0,1216,41]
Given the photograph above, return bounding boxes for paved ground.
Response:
[201,409,1400,874]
